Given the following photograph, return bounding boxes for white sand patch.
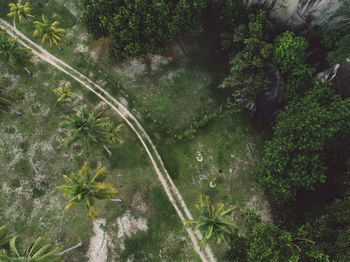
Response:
[245,194,272,222]
[132,192,149,214]
[116,211,148,250]
[149,54,172,72]
[116,59,147,81]
[87,219,110,262]
[74,44,89,54]
[117,211,148,238]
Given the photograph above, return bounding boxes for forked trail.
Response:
[0,19,216,262]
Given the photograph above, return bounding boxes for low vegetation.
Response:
[1,0,349,261]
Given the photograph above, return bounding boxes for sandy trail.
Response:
[0,19,215,262]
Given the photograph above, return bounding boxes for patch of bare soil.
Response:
[132,192,149,214]
[87,219,110,262]
[116,211,148,250]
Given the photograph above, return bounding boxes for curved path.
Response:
[0,19,215,262]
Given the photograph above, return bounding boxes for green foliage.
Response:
[176,105,223,141]
[0,30,32,72]
[0,76,15,113]
[273,31,309,74]
[78,0,208,61]
[57,162,118,219]
[248,221,298,262]
[225,211,329,262]
[0,236,62,262]
[7,1,34,24]
[254,83,350,205]
[303,197,350,261]
[33,15,66,48]
[62,107,123,153]
[0,225,11,249]
[225,230,249,262]
[322,1,350,65]
[220,10,275,111]
[55,82,74,103]
[185,195,236,247]
[327,34,350,65]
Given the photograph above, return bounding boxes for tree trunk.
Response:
[103,144,112,156]
[23,67,32,77]
[57,242,83,256]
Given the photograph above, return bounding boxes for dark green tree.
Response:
[78,0,208,61]
[254,82,350,205]
[0,30,32,73]
[327,34,350,65]
[219,10,275,111]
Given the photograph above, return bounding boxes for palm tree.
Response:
[0,76,15,113]
[57,162,118,219]
[55,82,74,103]
[62,107,122,153]
[0,235,62,262]
[185,195,237,247]
[7,1,35,28]
[0,30,32,74]
[0,225,11,249]
[33,15,66,48]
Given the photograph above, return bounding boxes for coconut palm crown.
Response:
[0,77,14,113]
[185,195,237,247]
[0,235,62,262]
[62,106,123,153]
[0,30,32,72]
[55,82,74,103]
[57,162,118,219]
[0,225,12,249]
[7,1,34,25]
[33,15,66,47]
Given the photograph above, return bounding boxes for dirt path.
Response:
[0,19,215,262]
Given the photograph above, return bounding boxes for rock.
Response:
[318,59,350,98]
[244,0,343,28]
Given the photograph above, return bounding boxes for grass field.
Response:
[0,0,271,261]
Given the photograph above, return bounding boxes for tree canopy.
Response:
[254,83,350,205]
[78,0,208,61]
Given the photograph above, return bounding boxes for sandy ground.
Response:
[87,219,110,262]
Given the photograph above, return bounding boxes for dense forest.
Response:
[1,0,350,261]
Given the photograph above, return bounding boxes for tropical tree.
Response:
[57,162,118,219]
[0,225,11,249]
[0,76,15,113]
[33,15,66,48]
[55,82,74,103]
[0,30,32,74]
[185,195,236,247]
[7,1,35,27]
[62,107,123,153]
[0,235,62,262]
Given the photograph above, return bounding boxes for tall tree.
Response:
[78,0,208,61]
[57,162,118,219]
[219,10,275,111]
[7,1,34,27]
[0,225,11,249]
[0,30,32,73]
[254,82,350,205]
[0,76,15,113]
[62,107,123,153]
[0,236,62,262]
[33,15,66,48]
[185,195,236,247]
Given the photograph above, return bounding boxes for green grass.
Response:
[0,1,272,261]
